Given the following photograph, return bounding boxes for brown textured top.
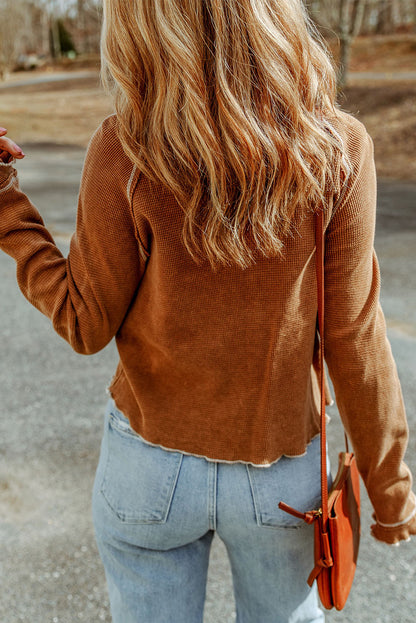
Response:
[1,110,415,540]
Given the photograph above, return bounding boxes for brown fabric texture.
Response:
[0,111,414,538]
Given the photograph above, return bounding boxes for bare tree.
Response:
[309,0,416,36]
[377,0,394,32]
[49,0,62,59]
[306,0,416,85]
[73,0,102,53]
[306,0,367,86]
[338,0,367,86]
[77,0,88,52]
[0,0,28,79]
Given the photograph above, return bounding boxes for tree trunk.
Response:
[351,0,367,37]
[50,15,61,58]
[337,0,368,87]
[338,0,354,87]
[77,0,88,53]
[361,0,376,35]
[41,8,50,57]
[0,0,26,77]
[377,0,394,34]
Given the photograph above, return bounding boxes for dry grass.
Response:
[348,33,416,73]
[0,75,113,147]
[341,82,416,180]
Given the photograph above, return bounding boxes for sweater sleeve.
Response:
[324,116,416,542]
[0,116,147,354]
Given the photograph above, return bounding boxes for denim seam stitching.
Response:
[207,462,217,531]
[163,454,183,523]
[245,466,262,526]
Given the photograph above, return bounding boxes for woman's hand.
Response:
[0,127,25,163]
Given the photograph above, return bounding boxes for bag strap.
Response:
[315,209,329,528]
[279,210,349,531]
[279,212,336,582]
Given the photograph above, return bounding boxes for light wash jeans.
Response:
[92,398,329,623]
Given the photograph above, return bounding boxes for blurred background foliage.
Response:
[307,1,416,84]
[0,1,415,84]
[0,1,102,78]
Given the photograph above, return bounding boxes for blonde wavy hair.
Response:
[101,0,348,269]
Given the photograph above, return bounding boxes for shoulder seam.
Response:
[330,122,373,219]
[127,164,150,260]
[127,164,138,200]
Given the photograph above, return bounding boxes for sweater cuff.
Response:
[0,156,16,167]
[0,159,17,190]
[375,504,416,528]
[371,497,416,545]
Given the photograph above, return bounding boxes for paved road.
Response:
[349,70,416,81]
[0,70,98,90]
[0,145,415,623]
[0,69,415,93]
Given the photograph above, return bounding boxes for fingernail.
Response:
[0,127,7,132]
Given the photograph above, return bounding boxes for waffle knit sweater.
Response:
[0,111,415,542]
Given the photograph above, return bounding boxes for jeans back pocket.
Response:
[99,406,183,524]
[247,436,324,529]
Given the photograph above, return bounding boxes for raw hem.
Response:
[105,387,324,468]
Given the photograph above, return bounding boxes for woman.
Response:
[1,1,415,621]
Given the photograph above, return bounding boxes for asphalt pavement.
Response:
[1,69,416,91]
[0,71,98,90]
[0,144,415,622]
